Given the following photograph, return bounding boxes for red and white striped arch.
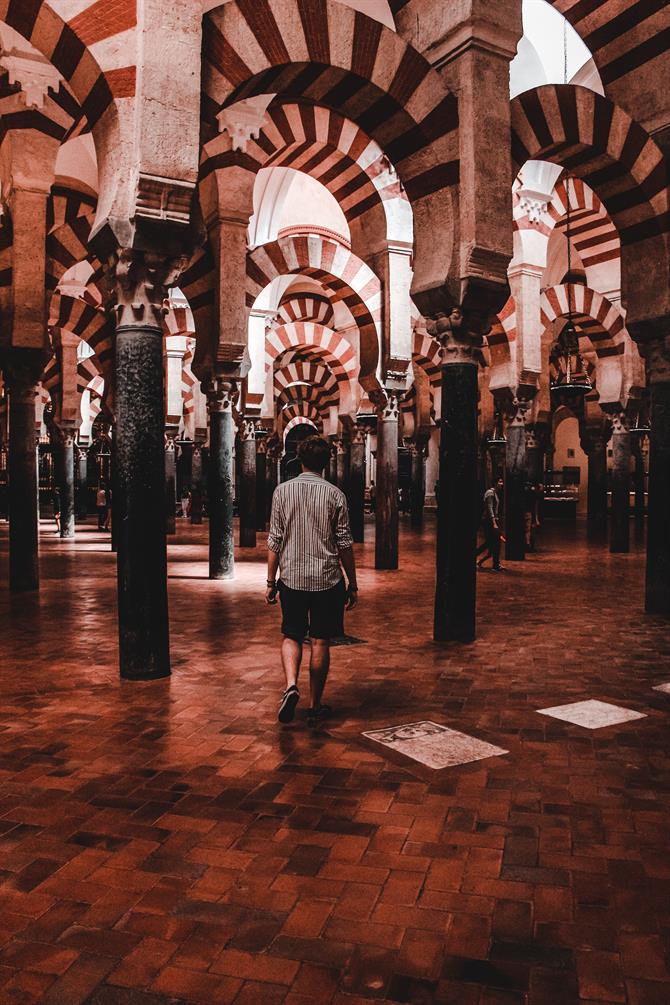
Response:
[274,360,339,406]
[0,0,135,129]
[280,401,323,435]
[248,234,381,391]
[283,414,319,439]
[50,295,114,373]
[202,0,459,203]
[202,101,412,242]
[277,291,334,327]
[540,284,626,359]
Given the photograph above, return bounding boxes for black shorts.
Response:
[279,579,346,642]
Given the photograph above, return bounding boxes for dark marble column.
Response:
[328,438,338,485]
[239,418,257,548]
[409,441,425,529]
[266,441,279,525]
[375,395,399,570]
[206,380,236,580]
[610,412,631,554]
[76,445,88,522]
[434,358,479,642]
[190,444,204,525]
[646,381,670,614]
[255,432,267,532]
[4,355,41,591]
[504,401,527,561]
[349,424,366,544]
[165,430,177,535]
[582,429,609,537]
[525,423,547,484]
[633,436,647,528]
[59,431,76,539]
[112,250,179,681]
[336,439,348,494]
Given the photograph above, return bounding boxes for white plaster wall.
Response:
[553,415,588,515]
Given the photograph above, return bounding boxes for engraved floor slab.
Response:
[362,720,508,769]
[538,699,647,729]
[653,683,670,694]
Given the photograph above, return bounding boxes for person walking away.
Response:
[477,477,504,570]
[52,485,61,533]
[368,479,376,513]
[266,435,359,725]
[103,484,112,530]
[96,483,107,529]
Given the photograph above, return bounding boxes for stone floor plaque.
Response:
[362,720,508,769]
[537,699,647,729]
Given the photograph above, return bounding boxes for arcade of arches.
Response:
[1,1,670,1002]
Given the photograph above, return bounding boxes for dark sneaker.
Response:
[278,685,300,723]
[307,704,332,726]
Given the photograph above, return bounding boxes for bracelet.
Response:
[267,580,277,588]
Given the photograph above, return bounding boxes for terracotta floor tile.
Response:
[1,519,670,1002]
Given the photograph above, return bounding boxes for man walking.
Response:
[266,435,359,725]
[477,477,504,571]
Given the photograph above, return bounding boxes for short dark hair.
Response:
[297,435,331,473]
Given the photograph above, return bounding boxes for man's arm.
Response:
[266,492,283,604]
[339,546,358,610]
[486,491,497,527]
[334,493,358,609]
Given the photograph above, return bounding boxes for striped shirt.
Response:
[267,472,353,592]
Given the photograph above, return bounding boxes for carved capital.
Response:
[376,393,400,422]
[610,411,630,436]
[111,249,188,330]
[256,435,268,455]
[2,348,50,394]
[240,418,256,442]
[165,430,177,453]
[203,377,237,414]
[426,308,484,366]
[351,424,367,446]
[505,397,530,428]
[638,334,670,385]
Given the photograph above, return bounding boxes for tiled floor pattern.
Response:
[1,517,670,1004]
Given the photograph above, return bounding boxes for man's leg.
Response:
[309,639,330,710]
[281,637,303,689]
[491,527,502,569]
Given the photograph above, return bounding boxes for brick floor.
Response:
[1,516,670,1004]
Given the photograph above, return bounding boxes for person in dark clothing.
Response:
[477,477,504,571]
[52,486,61,533]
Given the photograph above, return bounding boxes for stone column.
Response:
[59,431,76,539]
[165,429,177,535]
[76,445,88,522]
[582,428,609,537]
[4,354,42,591]
[525,425,546,484]
[504,400,527,561]
[633,436,647,529]
[111,250,183,681]
[205,379,236,579]
[349,424,366,544]
[431,311,481,643]
[409,441,426,529]
[336,438,348,494]
[375,394,400,570]
[239,418,257,548]
[646,373,670,614]
[255,431,267,532]
[328,438,338,485]
[190,443,204,525]
[266,439,279,524]
[610,411,631,554]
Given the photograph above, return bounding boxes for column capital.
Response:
[505,397,530,428]
[110,249,188,330]
[580,420,612,454]
[637,332,670,385]
[426,307,485,366]
[203,377,238,414]
[376,393,400,422]
[610,410,630,436]
[239,418,256,442]
[351,424,368,446]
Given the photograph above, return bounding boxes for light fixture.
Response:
[629,411,651,437]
